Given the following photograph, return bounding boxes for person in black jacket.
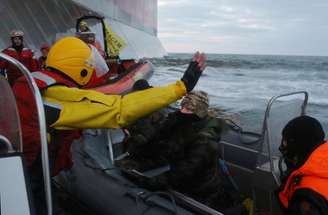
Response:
[278,115,328,215]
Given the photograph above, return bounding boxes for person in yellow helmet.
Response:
[13,36,207,172]
[13,36,206,214]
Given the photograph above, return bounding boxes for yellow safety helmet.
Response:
[46,37,109,86]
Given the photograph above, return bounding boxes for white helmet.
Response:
[10,30,24,38]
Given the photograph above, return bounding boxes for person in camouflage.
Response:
[118,79,168,170]
[118,90,245,213]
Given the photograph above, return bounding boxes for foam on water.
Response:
[150,53,328,134]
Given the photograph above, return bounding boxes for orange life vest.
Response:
[32,70,78,89]
[279,141,328,208]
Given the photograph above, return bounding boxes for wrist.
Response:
[175,80,187,95]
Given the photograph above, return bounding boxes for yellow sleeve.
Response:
[43,80,186,130]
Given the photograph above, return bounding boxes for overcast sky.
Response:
[157,0,328,56]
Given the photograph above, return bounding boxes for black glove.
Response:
[181,60,203,92]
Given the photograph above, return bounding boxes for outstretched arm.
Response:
[43,52,207,130]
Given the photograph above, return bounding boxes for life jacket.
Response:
[0,47,39,85]
[279,142,328,208]
[13,70,81,175]
[32,70,77,89]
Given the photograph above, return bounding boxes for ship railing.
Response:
[219,91,308,214]
[219,91,308,173]
[259,91,308,181]
[0,74,23,152]
[0,53,53,215]
[0,135,14,153]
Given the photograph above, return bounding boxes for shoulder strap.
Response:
[32,70,78,90]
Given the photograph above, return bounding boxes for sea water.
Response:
[149,53,328,135]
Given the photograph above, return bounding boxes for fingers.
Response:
[200,63,207,71]
[199,53,206,64]
[192,51,200,61]
[198,53,206,70]
[193,52,207,71]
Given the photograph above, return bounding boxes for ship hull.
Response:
[0,0,166,59]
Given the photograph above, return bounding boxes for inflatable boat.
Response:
[0,52,308,215]
[54,90,307,215]
[92,59,154,95]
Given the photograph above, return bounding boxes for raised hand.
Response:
[181,52,207,92]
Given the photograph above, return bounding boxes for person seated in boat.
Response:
[12,37,206,213]
[119,79,168,167]
[0,30,38,85]
[278,115,328,215]
[118,90,246,213]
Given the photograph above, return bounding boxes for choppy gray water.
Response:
[149,53,328,134]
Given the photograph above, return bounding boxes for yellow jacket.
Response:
[43,81,186,130]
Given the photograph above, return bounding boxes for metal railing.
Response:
[260,91,308,180]
[0,53,53,215]
[0,135,14,152]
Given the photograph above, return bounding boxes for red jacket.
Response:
[13,70,81,176]
[0,47,39,85]
[279,142,328,208]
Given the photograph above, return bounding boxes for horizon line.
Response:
[167,51,328,58]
